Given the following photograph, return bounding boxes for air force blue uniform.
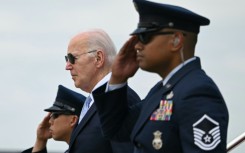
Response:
[93,58,229,153]
[92,0,229,152]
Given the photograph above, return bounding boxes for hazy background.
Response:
[0,0,244,152]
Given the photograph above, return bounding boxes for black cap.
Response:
[131,0,210,35]
[44,85,86,116]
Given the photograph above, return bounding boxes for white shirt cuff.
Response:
[105,82,127,92]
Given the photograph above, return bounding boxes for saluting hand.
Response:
[36,113,52,140]
[32,113,52,152]
[110,36,139,84]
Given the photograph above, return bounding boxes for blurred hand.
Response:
[36,113,52,140]
[110,36,139,84]
[32,113,52,152]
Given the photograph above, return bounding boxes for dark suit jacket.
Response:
[21,147,69,153]
[21,147,47,153]
[93,57,229,153]
[67,86,141,153]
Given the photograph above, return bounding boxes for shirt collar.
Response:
[88,72,111,106]
[162,57,196,86]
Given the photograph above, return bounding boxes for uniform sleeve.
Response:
[177,82,229,153]
[93,83,141,141]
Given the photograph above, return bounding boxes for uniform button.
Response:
[136,143,142,148]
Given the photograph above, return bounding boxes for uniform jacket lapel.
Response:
[131,82,170,139]
[131,58,201,140]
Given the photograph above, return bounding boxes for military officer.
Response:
[22,85,85,153]
[92,0,229,153]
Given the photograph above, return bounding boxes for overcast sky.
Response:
[0,0,244,152]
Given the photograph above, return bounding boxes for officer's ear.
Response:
[173,37,180,47]
[70,115,79,127]
[171,32,183,51]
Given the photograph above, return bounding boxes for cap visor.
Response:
[130,28,148,35]
[130,27,162,35]
[44,106,65,112]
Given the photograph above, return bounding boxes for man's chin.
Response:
[139,65,155,73]
[52,136,62,141]
[74,82,79,88]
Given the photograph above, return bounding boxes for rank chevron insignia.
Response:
[192,114,221,151]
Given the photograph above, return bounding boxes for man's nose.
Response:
[65,62,72,70]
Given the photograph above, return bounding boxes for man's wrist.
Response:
[32,139,47,152]
[106,82,127,92]
[109,74,128,84]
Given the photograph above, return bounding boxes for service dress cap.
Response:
[44,85,86,116]
[131,0,210,35]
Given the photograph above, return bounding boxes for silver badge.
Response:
[192,114,221,151]
[152,130,163,150]
[165,83,171,89]
[166,91,174,99]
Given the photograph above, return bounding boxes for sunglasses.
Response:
[65,50,97,64]
[50,112,72,119]
[137,31,175,44]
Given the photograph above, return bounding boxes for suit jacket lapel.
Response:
[69,104,97,148]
